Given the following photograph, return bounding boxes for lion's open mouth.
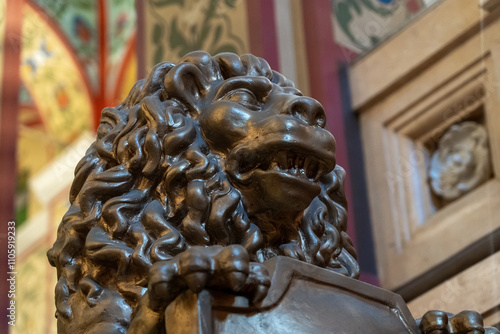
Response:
[238,149,329,182]
[225,144,332,212]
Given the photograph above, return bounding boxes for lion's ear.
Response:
[163,63,210,115]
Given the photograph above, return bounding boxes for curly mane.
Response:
[47,51,359,329]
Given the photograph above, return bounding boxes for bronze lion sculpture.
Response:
[47,51,498,333]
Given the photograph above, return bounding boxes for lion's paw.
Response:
[419,310,500,334]
[148,245,270,307]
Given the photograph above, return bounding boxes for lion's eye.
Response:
[222,89,260,111]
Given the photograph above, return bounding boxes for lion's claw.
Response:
[244,262,271,303]
[419,310,500,334]
[183,272,209,293]
[211,245,250,292]
[148,245,270,307]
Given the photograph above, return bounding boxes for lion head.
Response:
[47,51,359,332]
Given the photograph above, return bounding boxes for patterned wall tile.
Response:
[143,0,249,70]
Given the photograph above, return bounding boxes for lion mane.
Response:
[47,51,359,331]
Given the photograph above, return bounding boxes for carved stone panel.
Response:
[429,121,491,202]
[349,0,500,292]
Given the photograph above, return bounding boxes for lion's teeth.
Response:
[307,158,319,179]
[262,151,324,181]
[315,162,328,182]
[304,156,312,176]
[287,153,294,169]
[277,151,287,169]
[297,156,304,169]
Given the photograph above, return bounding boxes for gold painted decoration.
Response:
[30,0,99,88]
[20,4,93,147]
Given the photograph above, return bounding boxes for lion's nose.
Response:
[285,97,326,127]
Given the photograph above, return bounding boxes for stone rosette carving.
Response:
[429,121,491,201]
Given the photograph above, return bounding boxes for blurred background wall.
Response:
[2,0,483,333]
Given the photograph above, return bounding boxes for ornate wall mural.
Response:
[331,0,423,53]
[12,6,96,334]
[429,121,491,202]
[10,2,138,333]
[144,0,249,69]
[31,0,99,88]
[21,4,94,146]
[105,0,136,94]
[17,84,45,228]
[107,0,136,62]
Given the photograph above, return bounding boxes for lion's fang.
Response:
[270,161,280,170]
[277,151,287,169]
[315,162,327,182]
[287,153,294,169]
